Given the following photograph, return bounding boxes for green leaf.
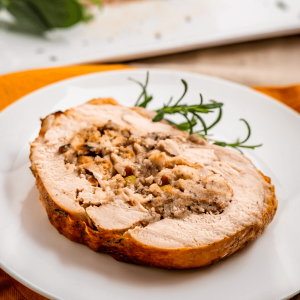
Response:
[86,0,102,7]
[81,6,94,23]
[6,0,86,32]
[130,71,153,108]
[139,96,153,108]
[173,79,188,106]
[27,0,84,28]
[213,141,227,147]
[175,119,197,131]
[175,123,191,131]
[6,0,50,31]
[0,0,9,10]
[153,111,164,122]
[238,119,251,144]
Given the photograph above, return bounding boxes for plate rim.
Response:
[0,68,300,300]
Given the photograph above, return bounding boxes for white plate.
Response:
[1,0,300,75]
[0,69,300,300]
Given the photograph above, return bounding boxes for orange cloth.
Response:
[254,85,300,113]
[0,65,299,114]
[0,65,299,300]
[0,64,131,112]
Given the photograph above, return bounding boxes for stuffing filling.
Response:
[58,121,233,225]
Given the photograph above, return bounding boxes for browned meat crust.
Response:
[35,172,277,269]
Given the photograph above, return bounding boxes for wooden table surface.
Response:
[127,34,300,87]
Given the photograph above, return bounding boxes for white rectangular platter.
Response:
[0,0,300,75]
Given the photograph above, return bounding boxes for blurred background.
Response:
[0,0,299,86]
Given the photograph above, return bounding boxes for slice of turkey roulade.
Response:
[30,98,277,269]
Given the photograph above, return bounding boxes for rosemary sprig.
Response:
[130,74,222,136]
[129,72,262,153]
[129,72,153,108]
[209,119,262,153]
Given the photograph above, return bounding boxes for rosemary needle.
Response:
[128,72,153,108]
[210,119,262,154]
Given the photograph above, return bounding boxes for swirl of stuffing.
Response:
[30,98,277,269]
